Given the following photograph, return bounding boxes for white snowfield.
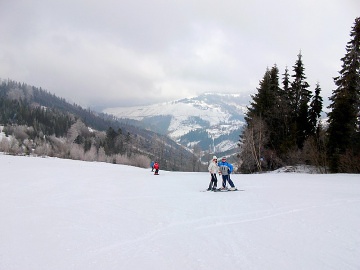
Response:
[1,154,359,270]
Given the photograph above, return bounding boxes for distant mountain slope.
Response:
[104,93,249,158]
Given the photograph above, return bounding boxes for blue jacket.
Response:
[218,161,233,175]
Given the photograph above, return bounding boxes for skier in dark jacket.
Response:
[218,156,236,190]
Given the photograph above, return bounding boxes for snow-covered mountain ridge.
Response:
[104,93,249,155]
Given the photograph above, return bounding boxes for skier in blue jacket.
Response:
[218,156,237,190]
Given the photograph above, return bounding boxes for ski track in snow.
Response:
[197,198,360,229]
[1,154,360,270]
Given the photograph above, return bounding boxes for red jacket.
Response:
[153,162,159,170]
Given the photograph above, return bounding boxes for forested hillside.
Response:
[0,79,204,171]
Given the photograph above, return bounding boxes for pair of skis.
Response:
[202,188,241,192]
[214,188,238,192]
[205,174,240,192]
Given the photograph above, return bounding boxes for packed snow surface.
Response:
[1,154,360,270]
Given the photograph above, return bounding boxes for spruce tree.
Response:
[266,65,283,151]
[246,67,272,120]
[308,83,323,135]
[277,67,295,154]
[241,66,283,171]
[282,67,291,94]
[327,17,360,172]
[290,52,312,149]
[241,68,272,172]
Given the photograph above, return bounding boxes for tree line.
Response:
[239,17,360,173]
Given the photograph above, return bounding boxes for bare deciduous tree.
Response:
[239,116,268,173]
[338,151,360,173]
[84,145,97,161]
[69,143,84,160]
[302,132,328,173]
[97,147,107,162]
[13,125,29,142]
[67,119,89,143]
[33,142,51,157]
[0,137,10,153]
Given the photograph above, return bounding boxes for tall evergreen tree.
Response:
[246,67,273,120]
[241,68,272,172]
[246,66,280,123]
[308,83,323,135]
[266,65,283,151]
[327,17,360,172]
[290,52,312,148]
[282,67,291,94]
[277,67,295,153]
[241,66,283,171]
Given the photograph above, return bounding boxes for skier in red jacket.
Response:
[153,161,159,175]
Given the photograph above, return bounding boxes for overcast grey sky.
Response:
[0,0,359,109]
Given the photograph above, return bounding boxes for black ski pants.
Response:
[208,173,218,189]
